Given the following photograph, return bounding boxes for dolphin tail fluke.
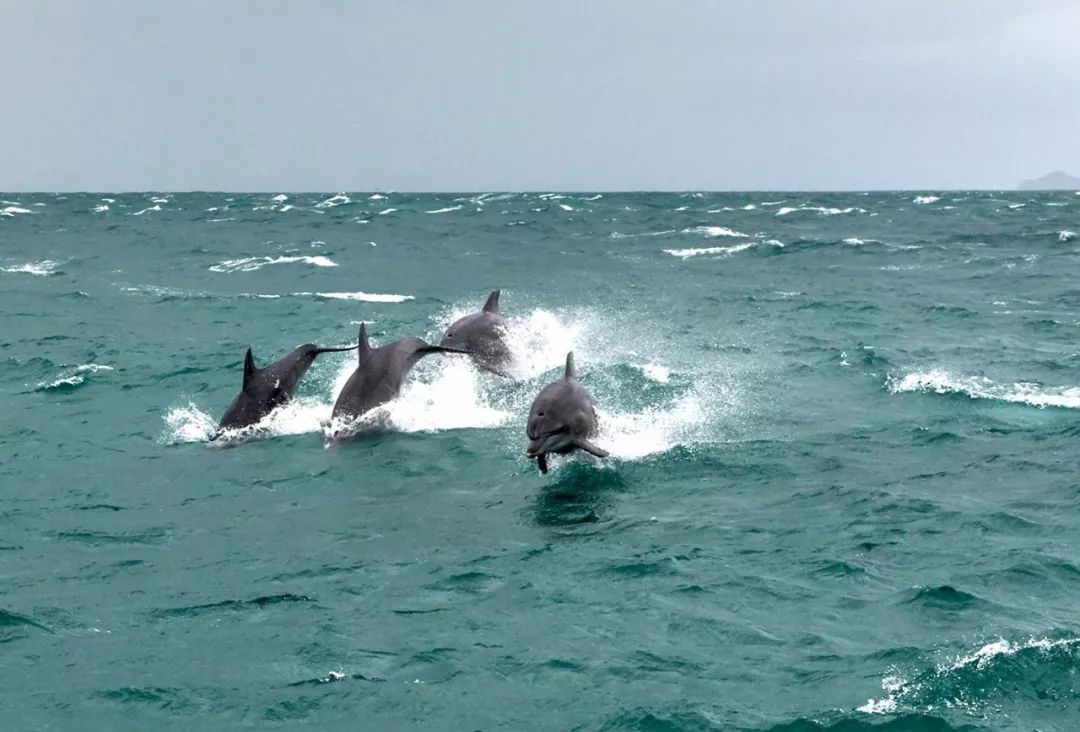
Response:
[482,289,501,314]
[537,454,549,474]
[564,351,576,380]
[574,438,609,459]
[243,348,257,388]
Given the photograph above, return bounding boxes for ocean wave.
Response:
[664,239,781,259]
[2,260,60,276]
[887,370,1080,409]
[1,205,34,216]
[271,194,288,202]
[558,204,574,211]
[680,225,748,238]
[315,194,350,208]
[859,636,1080,716]
[776,206,865,216]
[93,204,109,212]
[913,195,941,204]
[426,205,462,214]
[296,291,413,303]
[377,208,398,215]
[131,205,161,216]
[209,255,337,272]
[1059,230,1075,242]
[35,364,114,392]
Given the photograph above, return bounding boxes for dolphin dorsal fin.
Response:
[482,289,501,314]
[243,348,257,388]
[564,351,576,380]
[357,323,373,362]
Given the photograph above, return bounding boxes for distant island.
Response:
[1018,171,1080,190]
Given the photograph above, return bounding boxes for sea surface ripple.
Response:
[2,191,1079,730]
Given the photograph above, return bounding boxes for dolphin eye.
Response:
[537,411,545,416]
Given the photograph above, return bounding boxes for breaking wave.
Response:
[887,370,1080,409]
[35,364,114,392]
[209,255,337,272]
[2,260,60,276]
[859,636,1080,716]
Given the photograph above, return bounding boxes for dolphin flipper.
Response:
[574,438,609,458]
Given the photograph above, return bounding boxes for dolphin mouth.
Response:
[526,430,567,459]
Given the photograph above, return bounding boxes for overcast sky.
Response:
[2,1,1078,191]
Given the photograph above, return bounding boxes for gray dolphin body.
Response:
[216,343,356,435]
[525,352,610,473]
[439,290,512,376]
[330,323,467,428]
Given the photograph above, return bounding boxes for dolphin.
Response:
[216,342,356,435]
[439,289,513,376]
[330,323,467,431]
[525,352,609,474]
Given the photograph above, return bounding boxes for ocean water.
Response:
[2,191,1079,730]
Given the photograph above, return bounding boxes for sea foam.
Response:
[209,255,337,272]
[888,370,1080,409]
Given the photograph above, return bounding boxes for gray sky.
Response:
[3,0,1078,191]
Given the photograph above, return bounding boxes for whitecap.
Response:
[209,255,337,273]
[664,242,757,259]
[942,636,1080,673]
[36,363,114,391]
[93,204,109,213]
[558,204,574,211]
[680,225,748,238]
[888,370,1080,409]
[1059,230,1075,242]
[2,260,60,276]
[857,675,905,714]
[271,194,288,202]
[913,195,940,205]
[315,194,350,208]
[664,239,781,259]
[426,205,462,214]
[583,194,602,201]
[776,206,864,216]
[132,205,161,216]
[296,291,413,303]
[377,208,398,215]
[1,205,33,216]
[368,193,386,200]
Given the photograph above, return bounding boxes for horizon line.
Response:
[2,187,1071,195]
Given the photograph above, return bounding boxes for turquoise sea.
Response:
[2,191,1079,730]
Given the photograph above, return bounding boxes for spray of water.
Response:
[160,305,740,462]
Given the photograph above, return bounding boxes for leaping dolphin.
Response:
[525,352,609,473]
[330,323,467,433]
[440,289,512,376]
[216,343,357,436]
